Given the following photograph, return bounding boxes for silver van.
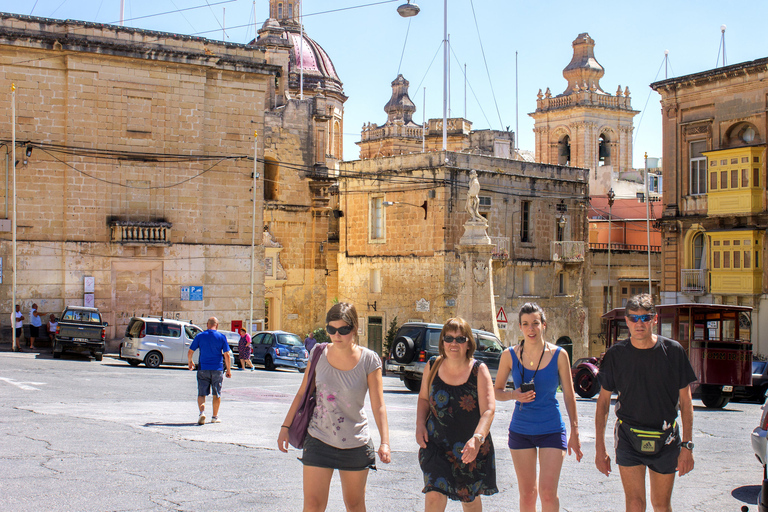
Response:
[120,317,203,368]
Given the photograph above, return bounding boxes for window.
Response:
[723,251,731,269]
[598,134,611,166]
[713,251,720,269]
[520,201,531,243]
[745,251,751,268]
[557,272,567,295]
[558,135,570,165]
[689,141,707,195]
[755,168,761,188]
[742,169,749,187]
[523,271,534,295]
[288,3,293,18]
[730,169,739,189]
[710,172,717,191]
[720,170,728,189]
[277,2,283,18]
[370,196,384,241]
[264,159,279,200]
[734,251,741,269]
[692,233,705,270]
[479,196,492,208]
[370,269,381,293]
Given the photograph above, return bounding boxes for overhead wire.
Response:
[633,54,668,150]
[449,45,492,128]
[468,0,503,130]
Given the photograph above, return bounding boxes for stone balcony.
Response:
[109,220,172,245]
[551,241,585,262]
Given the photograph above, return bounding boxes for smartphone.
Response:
[520,382,535,393]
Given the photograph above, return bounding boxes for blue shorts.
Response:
[197,370,224,397]
[508,430,567,450]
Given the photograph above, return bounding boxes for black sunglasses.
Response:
[443,335,468,344]
[326,324,354,335]
[626,314,655,323]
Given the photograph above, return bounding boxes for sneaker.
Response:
[211,417,221,424]
[198,413,206,425]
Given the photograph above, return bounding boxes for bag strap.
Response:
[305,343,327,395]
[426,355,444,393]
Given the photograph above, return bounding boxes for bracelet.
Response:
[281,425,290,429]
[380,442,389,446]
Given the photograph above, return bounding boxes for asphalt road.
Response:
[0,349,763,511]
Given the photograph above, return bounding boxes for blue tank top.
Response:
[508,346,565,435]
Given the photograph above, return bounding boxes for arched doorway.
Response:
[556,336,573,363]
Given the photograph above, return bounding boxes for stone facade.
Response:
[651,57,768,355]
[338,152,590,360]
[0,14,274,343]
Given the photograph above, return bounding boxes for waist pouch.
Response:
[619,419,677,455]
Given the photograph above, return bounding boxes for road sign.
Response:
[496,306,508,324]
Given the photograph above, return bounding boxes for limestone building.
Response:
[0,13,273,343]
[651,57,768,355]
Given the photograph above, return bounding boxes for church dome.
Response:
[562,32,605,95]
[253,17,343,97]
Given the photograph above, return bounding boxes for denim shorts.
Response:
[300,434,376,471]
[508,429,567,450]
[197,370,224,397]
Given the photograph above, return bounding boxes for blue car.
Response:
[251,330,309,372]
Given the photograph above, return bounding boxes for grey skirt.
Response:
[300,434,376,471]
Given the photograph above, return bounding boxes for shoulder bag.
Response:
[288,342,327,449]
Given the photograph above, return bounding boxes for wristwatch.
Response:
[473,433,485,444]
[681,441,694,451]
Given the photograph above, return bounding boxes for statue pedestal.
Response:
[456,220,498,336]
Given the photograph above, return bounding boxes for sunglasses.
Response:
[626,314,655,323]
[326,324,354,335]
[443,335,468,344]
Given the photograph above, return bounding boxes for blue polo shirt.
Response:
[190,329,230,371]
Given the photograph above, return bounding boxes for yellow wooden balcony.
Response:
[710,269,762,294]
[709,229,763,294]
[703,146,764,215]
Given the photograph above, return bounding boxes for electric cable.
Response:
[468,0,503,130]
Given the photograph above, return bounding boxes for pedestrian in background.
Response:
[416,317,497,511]
[14,304,24,352]
[595,293,696,512]
[278,302,390,512]
[47,314,57,345]
[304,331,317,353]
[187,317,232,425]
[238,327,254,371]
[494,302,582,512]
[29,303,42,350]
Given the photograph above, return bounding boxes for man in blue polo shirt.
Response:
[188,317,232,425]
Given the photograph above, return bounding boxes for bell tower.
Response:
[530,33,638,196]
[269,0,300,22]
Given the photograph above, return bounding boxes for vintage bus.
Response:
[573,303,753,408]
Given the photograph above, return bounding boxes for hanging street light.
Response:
[397,1,420,17]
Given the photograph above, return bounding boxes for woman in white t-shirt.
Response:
[278,303,391,512]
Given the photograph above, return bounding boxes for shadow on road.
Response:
[732,484,759,504]
[143,422,201,428]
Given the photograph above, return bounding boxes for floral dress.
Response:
[238,333,252,360]
[419,358,498,502]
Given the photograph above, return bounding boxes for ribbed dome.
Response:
[253,18,343,97]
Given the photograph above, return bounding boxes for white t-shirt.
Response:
[48,321,58,333]
[15,311,23,328]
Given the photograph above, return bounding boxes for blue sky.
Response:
[4,1,765,168]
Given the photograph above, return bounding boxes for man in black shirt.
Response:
[595,294,696,512]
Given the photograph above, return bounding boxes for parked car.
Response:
[385,322,505,392]
[751,403,768,510]
[52,306,108,361]
[734,361,768,404]
[120,317,203,368]
[251,330,309,372]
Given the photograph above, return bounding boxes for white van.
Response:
[120,317,203,368]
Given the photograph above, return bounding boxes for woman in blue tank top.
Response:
[494,303,582,512]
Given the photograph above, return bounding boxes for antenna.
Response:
[716,24,727,68]
[664,50,669,79]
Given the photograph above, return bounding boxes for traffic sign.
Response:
[496,306,508,324]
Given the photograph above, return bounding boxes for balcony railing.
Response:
[110,220,172,245]
[551,241,585,262]
[681,268,707,294]
[590,243,661,253]
[490,236,510,260]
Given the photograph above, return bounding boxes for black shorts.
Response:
[15,327,22,338]
[614,420,680,474]
[30,325,40,337]
[300,434,376,471]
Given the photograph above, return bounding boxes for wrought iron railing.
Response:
[490,236,510,260]
[681,268,707,294]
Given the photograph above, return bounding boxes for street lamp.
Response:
[383,200,428,220]
[398,0,447,153]
[606,188,615,311]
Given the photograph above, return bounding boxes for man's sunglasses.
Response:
[326,324,354,335]
[444,335,468,344]
[626,314,655,323]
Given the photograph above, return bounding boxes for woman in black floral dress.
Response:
[416,317,498,511]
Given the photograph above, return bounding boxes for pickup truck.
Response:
[52,306,108,361]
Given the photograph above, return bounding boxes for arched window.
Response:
[264,158,279,200]
[277,3,283,19]
[558,135,570,165]
[333,120,342,158]
[598,133,611,166]
[693,232,705,270]
[288,3,293,19]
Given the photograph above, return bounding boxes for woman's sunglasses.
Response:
[626,314,655,323]
[443,335,468,344]
[326,324,354,335]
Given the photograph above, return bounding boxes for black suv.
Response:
[385,322,505,392]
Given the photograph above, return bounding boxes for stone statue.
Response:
[466,170,485,223]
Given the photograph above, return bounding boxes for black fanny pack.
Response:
[618,419,677,455]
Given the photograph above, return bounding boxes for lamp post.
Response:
[10,83,16,351]
[645,152,652,296]
[249,131,258,336]
[383,200,428,220]
[606,188,615,311]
